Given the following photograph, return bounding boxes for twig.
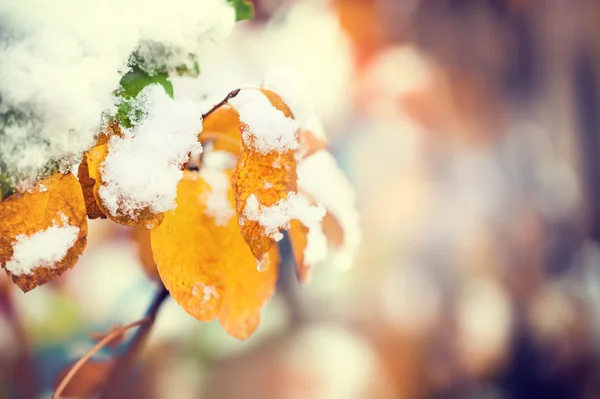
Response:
[52,317,150,399]
[201,89,240,119]
[98,284,170,399]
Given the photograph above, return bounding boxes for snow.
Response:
[229,89,299,154]
[5,214,79,276]
[262,65,313,128]
[243,192,325,244]
[192,282,219,304]
[297,150,361,270]
[202,150,237,170]
[0,0,235,182]
[99,85,203,217]
[200,168,234,226]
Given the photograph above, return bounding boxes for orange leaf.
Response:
[233,148,298,261]
[0,173,88,292]
[259,88,295,119]
[322,212,344,248]
[200,104,242,154]
[77,154,106,220]
[131,226,159,280]
[86,143,164,229]
[151,170,278,339]
[288,219,311,283]
[230,89,300,262]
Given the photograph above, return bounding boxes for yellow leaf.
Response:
[151,170,278,339]
[131,226,160,280]
[86,143,164,229]
[0,173,88,292]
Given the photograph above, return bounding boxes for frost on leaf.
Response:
[0,173,87,292]
[230,89,303,263]
[151,171,278,339]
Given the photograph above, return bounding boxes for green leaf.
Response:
[175,60,201,78]
[227,0,254,22]
[119,65,173,99]
[0,172,14,200]
[113,64,175,127]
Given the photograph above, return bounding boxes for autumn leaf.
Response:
[199,104,242,155]
[77,122,119,220]
[151,170,278,339]
[288,219,311,282]
[233,147,298,261]
[86,138,164,229]
[131,226,160,280]
[0,172,88,292]
[77,154,107,219]
[230,89,300,263]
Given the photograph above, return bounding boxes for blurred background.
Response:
[3,0,600,397]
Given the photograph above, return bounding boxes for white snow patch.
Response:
[262,65,313,128]
[0,0,235,181]
[5,215,79,276]
[200,168,234,226]
[99,85,203,216]
[192,282,219,304]
[242,192,325,244]
[229,89,299,154]
[298,150,361,270]
[202,150,237,170]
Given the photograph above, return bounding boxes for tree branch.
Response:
[52,317,150,399]
[98,284,170,399]
[201,89,240,119]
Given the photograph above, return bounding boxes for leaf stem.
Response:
[201,89,241,119]
[100,284,169,399]
[98,284,170,399]
[52,317,150,399]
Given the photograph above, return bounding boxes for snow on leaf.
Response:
[229,89,304,262]
[88,86,203,228]
[297,149,361,270]
[150,171,278,339]
[230,89,299,154]
[86,141,163,229]
[200,168,235,226]
[0,172,87,292]
[0,0,235,183]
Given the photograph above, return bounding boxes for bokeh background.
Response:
[3,0,600,398]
